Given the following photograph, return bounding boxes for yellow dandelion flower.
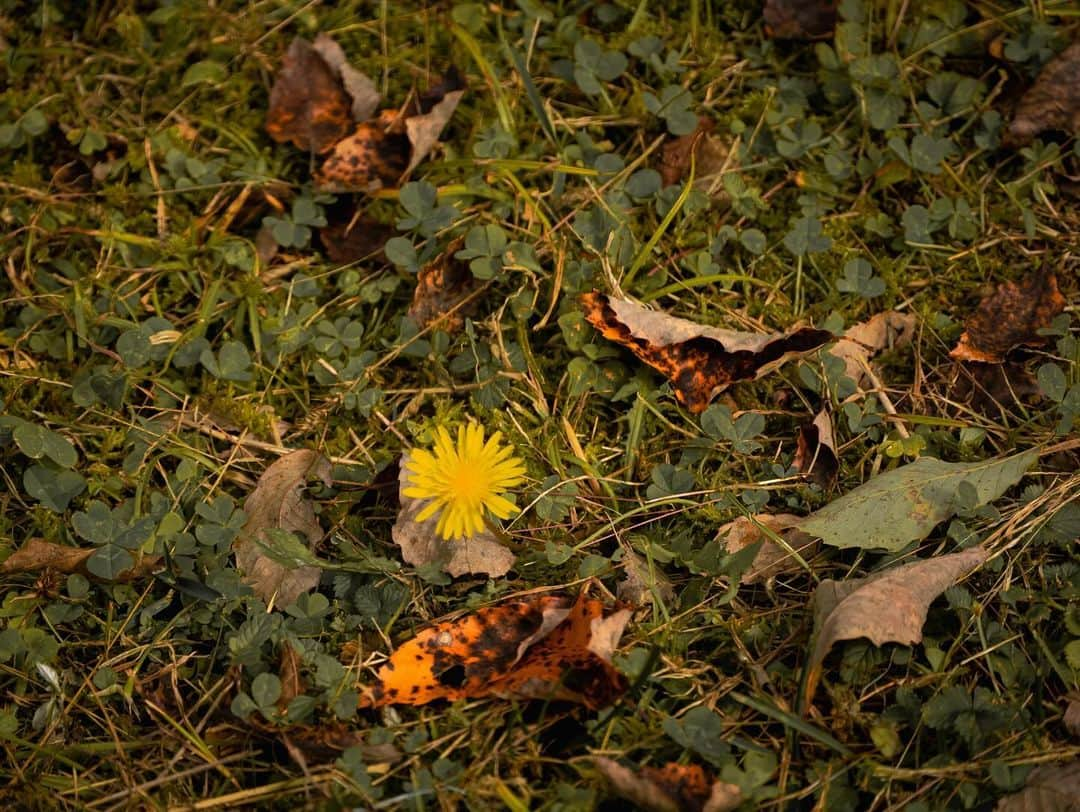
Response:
[403,423,526,541]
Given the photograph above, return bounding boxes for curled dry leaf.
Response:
[407,237,478,333]
[1064,697,1080,738]
[392,453,515,578]
[359,591,630,709]
[806,545,988,701]
[658,117,731,189]
[266,37,354,153]
[595,758,743,812]
[763,0,837,40]
[794,410,839,490]
[994,758,1080,812]
[0,538,161,582]
[234,449,332,607]
[1007,40,1080,146]
[828,310,916,391]
[950,271,1066,364]
[583,292,833,414]
[311,33,380,122]
[719,514,819,584]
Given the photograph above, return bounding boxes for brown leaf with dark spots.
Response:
[360,591,629,710]
[794,410,839,489]
[266,37,354,153]
[719,514,819,584]
[234,449,332,607]
[583,292,833,414]
[1007,40,1080,147]
[806,546,988,701]
[763,0,837,40]
[407,238,478,333]
[317,111,412,193]
[318,211,393,264]
[0,538,162,582]
[950,271,1066,363]
[658,117,731,189]
[392,453,515,579]
[595,759,743,812]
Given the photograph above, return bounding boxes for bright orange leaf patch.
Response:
[360,592,630,709]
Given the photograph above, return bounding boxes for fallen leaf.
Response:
[1007,40,1080,146]
[796,450,1038,552]
[407,237,478,333]
[719,514,819,583]
[994,758,1080,811]
[1065,697,1080,738]
[763,0,837,40]
[360,591,629,709]
[806,546,988,700]
[318,209,394,264]
[392,453,515,578]
[311,33,381,122]
[0,538,161,582]
[950,271,1066,363]
[234,449,332,607]
[617,550,675,607]
[266,37,354,153]
[946,360,1041,416]
[583,292,833,414]
[794,410,839,489]
[285,722,402,763]
[658,117,731,189]
[828,310,917,391]
[278,641,304,709]
[317,73,464,192]
[595,758,743,812]
[317,111,412,193]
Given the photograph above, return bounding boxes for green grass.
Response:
[1,0,1078,809]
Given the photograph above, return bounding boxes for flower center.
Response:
[449,465,485,503]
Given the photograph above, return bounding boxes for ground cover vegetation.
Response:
[0,0,1078,809]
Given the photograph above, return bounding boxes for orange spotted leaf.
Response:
[407,237,478,333]
[596,758,743,812]
[361,592,630,709]
[266,37,354,153]
[950,271,1066,363]
[583,292,833,414]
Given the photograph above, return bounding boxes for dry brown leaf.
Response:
[995,759,1080,811]
[595,758,743,812]
[950,271,1066,363]
[794,410,839,489]
[806,546,988,700]
[318,210,394,265]
[828,310,917,391]
[234,449,332,607]
[719,514,819,583]
[404,88,465,177]
[391,453,515,578]
[277,641,305,710]
[311,33,380,122]
[359,591,629,709]
[658,117,731,189]
[0,538,161,582]
[266,37,354,153]
[617,550,675,607]
[1007,40,1080,146]
[1065,697,1080,738]
[583,292,833,414]
[763,0,837,40]
[407,237,478,333]
[946,360,1041,416]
